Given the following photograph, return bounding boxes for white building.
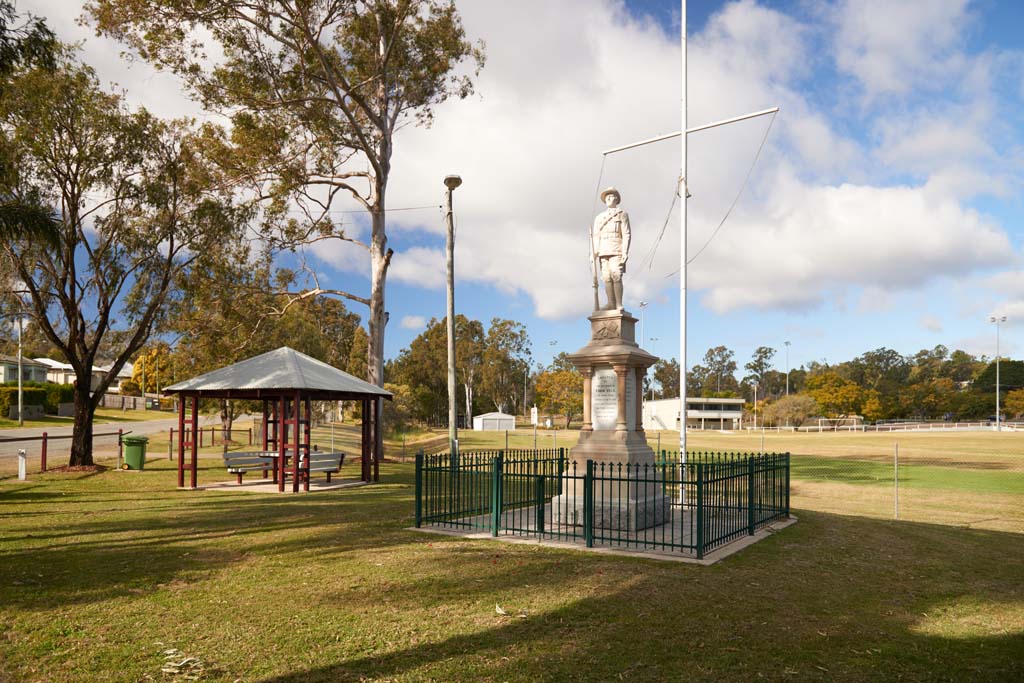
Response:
[472,411,516,431]
[32,358,133,392]
[33,357,76,385]
[642,397,746,431]
[0,355,48,383]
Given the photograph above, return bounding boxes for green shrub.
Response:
[0,386,49,416]
[2,381,75,413]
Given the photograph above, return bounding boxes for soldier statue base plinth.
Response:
[552,308,667,531]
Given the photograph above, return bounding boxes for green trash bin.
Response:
[122,435,149,470]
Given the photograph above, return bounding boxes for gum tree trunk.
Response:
[69,379,95,467]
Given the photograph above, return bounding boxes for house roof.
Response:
[164,347,391,399]
[474,412,516,419]
[33,357,72,370]
[1,355,46,367]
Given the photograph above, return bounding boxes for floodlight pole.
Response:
[445,175,463,453]
[17,315,23,426]
[990,316,1007,431]
[784,341,791,397]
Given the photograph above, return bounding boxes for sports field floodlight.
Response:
[752,380,759,430]
[989,316,1007,432]
[639,301,649,350]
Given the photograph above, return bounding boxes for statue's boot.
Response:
[613,279,624,311]
[604,277,617,310]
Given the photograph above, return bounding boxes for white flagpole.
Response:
[679,0,688,481]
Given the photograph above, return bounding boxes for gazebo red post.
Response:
[292,390,301,493]
[303,395,312,492]
[177,393,186,488]
[374,396,383,482]
[278,395,286,493]
[361,398,371,482]
[260,399,270,479]
[189,395,199,489]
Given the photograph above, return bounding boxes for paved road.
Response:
[0,415,219,460]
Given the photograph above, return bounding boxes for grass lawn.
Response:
[1,455,1023,682]
[452,428,1024,533]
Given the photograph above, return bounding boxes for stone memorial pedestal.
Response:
[552,309,668,531]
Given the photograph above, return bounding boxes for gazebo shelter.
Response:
[164,347,391,492]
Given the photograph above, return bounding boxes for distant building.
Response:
[642,396,746,431]
[0,355,48,384]
[472,411,516,431]
[32,358,133,392]
[33,357,76,385]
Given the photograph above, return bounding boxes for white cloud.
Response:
[831,0,972,98]
[400,315,427,331]
[919,315,943,333]
[45,0,1021,325]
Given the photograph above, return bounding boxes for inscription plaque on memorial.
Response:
[625,371,635,430]
[591,367,618,430]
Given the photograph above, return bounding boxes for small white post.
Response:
[331,422,335,451]
[18,449,27,481]
[760,429,765,455]
[894,442,899,520]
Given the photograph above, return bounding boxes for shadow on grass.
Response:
[0,476,417,611]
[258,512,1024,682]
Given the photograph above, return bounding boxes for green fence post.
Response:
[784,452,791,517]
[584,459,594,548]
[748,456,756,535]
[535,474,546,534]
[557,447,566,495]
[414,450,423,528]
[491,453,504,537]
[696,463,704,560]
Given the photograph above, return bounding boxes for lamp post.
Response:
[649,337,659,399]
[444,174,462,453]
[752,381,759,430]
[17,314,23,426]
[784,340,791,397]
[639,301,648,349]
[990,316,1007,432]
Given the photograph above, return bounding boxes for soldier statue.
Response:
[592,187,631,311]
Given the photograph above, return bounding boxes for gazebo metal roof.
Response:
[164,346,391,400]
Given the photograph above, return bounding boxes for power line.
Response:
[284,204,442,216]
[682,111,777,269]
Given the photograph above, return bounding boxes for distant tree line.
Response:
[662,344,1023,424]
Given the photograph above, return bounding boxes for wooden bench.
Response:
[224,452,277,484]
[287,451,346,484]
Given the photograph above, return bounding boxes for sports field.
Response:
[2,441,1022,682]
[453,428,1024,533]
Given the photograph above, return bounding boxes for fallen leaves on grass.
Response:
[159,647,205,681]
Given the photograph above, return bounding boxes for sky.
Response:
[24,0,1024,376]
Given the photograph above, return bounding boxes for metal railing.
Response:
[416,449,790,559]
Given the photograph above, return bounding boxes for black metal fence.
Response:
[415,449,790,559]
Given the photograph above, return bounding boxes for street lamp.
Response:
[990,316,1007,432]
[16,314,23,426]
[752,381,759,430]
[444,174,462,452]
[784,340,791,397]
[649,337,659,399]
[638,301,648,349]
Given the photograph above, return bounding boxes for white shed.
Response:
[472,411,516,431]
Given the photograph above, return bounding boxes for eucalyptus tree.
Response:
[88,0,485,388]
[0,0,57,247]
[0,51,240,466]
